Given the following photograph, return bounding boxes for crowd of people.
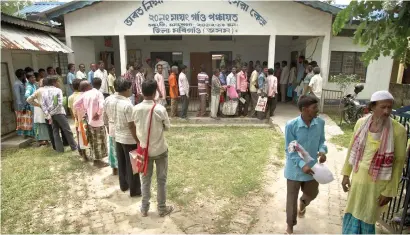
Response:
[12,54,405,234]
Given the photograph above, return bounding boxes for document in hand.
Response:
[288,140,334,184]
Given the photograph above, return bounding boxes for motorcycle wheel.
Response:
[342,110,353,124]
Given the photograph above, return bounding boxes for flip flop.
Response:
[298,208,306,218]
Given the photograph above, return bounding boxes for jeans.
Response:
[115,142,141,196]
[51,114,77,152]
[141,151,168,213]
[180,95,189,118]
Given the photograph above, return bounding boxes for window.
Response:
[329,51,367,82]
[150,36,182,41]
[209,36,232,41]
[54,53,68,75]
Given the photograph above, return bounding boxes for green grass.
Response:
[326,112,355,147]
[1,127,280,233]
[1,147,87,234]
[165,126,279,205]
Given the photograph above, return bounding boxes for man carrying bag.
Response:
[131,79,173,217]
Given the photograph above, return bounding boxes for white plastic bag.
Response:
[288,140,334,184]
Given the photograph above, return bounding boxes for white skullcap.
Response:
[370,90,394,102]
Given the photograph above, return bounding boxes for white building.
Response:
[42,0,394,100]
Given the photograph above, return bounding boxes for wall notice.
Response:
[148,12,239,34]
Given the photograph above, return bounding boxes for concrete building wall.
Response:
[64,1,332,37]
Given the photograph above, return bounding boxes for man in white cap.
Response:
[341,90,407,234]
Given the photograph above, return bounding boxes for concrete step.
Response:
[1,134,34,149]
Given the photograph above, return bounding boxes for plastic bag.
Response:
[288,140,334,184]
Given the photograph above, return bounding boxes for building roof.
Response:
[1,24,73,53]
[43,0,340,22]
[296,1,342,15]
[1,13,63,34]
[42,0,101,21]
[16,2,65,16]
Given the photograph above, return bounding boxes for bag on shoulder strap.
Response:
[129,103,156,175]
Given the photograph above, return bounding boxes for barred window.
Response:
[329,51,367,82]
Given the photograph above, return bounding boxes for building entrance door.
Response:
[1,63,16,136]
[190,52,212,85]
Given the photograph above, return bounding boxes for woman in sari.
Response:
[341,91,407,234]
[26,77,50,145]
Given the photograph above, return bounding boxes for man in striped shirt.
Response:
[197,65,209,117]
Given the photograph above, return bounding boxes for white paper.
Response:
[255,96,267,112]
[239,97,246,104]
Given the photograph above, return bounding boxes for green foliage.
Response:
[329,73,360,95]
[1,0,32,17]
[332,1,410,66]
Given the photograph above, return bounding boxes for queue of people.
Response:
[12,56,407,233]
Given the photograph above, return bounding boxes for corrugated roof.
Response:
[1,25,73,53]
[296,1,342,15]
[17,2,65,15]
[1,13,63,34]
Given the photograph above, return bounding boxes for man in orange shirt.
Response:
[169,66,179,117]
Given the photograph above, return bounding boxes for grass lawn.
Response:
[1,126,281,234]
[1,147,88,234]
[165,126,280,205]
[326,112,355,147]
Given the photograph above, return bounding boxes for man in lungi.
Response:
[74,79,108,167]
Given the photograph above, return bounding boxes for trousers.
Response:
[141,151,168,213]
[286,179,319,226]
[51,114,77,152]
[115,142,141,196]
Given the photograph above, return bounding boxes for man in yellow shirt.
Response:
[341,91,407,234]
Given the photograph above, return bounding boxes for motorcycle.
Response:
[341,84,369,124]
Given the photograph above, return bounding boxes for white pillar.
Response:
[119,34,127,75]
[320,33,331,83]
[65,35,75,64]
[268,34,276,68]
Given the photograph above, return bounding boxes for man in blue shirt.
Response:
[284,94,327,234]
[66,63,76,96]
[219,66,227,86]
[88,63,96,85]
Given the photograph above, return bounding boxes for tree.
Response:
[332,1,410,66]
[1,1,32,17]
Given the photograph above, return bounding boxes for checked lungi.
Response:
[88,126,108,160]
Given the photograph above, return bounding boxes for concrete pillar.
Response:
[65,35,75,64]
[320,33,331,83]
[268,34,276,68]
[119,34,127,75]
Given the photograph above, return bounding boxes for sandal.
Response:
[298,208,306,218]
